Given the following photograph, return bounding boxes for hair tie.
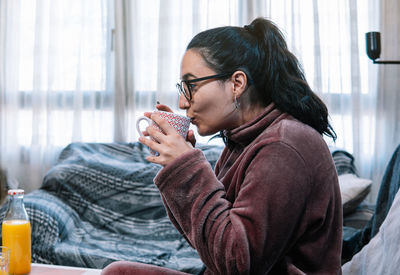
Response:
[244,24,254,33]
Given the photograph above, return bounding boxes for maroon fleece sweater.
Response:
[154,104,342,274]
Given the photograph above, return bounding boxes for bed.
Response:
[0,142,378,272]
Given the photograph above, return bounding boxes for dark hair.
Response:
[187,17,336,143]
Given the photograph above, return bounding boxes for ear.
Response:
[230,70,248,98]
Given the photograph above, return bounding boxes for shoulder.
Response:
[262,117,330,155]
[268,118,324,145]
[250,117,335,176]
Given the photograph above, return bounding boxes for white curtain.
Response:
[241,0,399,201]
[116,0,398,201]
[113,0,240,144]
[372,0,400,199]
[0,0,113,192]
[1,0,398,200]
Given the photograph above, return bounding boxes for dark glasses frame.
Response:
[176,72,233,101]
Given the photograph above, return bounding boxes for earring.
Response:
[234,95,240,109]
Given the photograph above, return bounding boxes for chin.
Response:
[196,126,218,137]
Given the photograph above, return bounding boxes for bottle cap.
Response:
[8,189,25,195]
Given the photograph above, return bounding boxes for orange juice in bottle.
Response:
[1,189,31,274]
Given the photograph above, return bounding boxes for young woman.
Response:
[103,17,342,275]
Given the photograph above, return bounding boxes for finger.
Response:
[142,130,149,136]
[146,154,159,163]
[156,104,173,113]
[146,154,168,166]
[139,134,162,155]
[138,136,149,146]
[146,125,165,143]
[187,130,196,147]
[144,112,152,118]
[150,113,177,135]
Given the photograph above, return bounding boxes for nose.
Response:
[178,93,190,110]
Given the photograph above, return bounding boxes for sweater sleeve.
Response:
[154,144,318,274]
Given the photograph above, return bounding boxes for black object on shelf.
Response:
[366,32,400,64]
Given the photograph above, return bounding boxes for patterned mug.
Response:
[136,111,191,155]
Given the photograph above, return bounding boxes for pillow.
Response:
[331,150,358,176]
[339,173,372,215]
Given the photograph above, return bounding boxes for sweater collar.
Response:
[224,103,286,147]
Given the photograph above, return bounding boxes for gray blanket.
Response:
[0,142,222,273]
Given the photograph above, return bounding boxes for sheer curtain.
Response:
[117,0,396,200]
[239,0,398,200]
[372,0,400,199]
[1,0,398,199]
[241,0,398,201]
[0,0,113,192]
[113,0,240,144]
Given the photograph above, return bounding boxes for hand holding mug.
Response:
[149,104,196,147]
[136,110,192,160]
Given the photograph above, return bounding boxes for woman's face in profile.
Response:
[179,49,239,136]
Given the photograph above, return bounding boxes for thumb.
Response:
[156,104,173,113]
[186,130,196,147]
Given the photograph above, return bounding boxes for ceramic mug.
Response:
[136,111,191,155]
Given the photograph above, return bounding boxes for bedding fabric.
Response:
[341,144,400,264]
[0,142,222,272]
[0,141,381,271]
[342,179,400,274]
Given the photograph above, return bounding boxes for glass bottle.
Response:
[2,189,31,274]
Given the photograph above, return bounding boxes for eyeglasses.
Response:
[176,72,233,101]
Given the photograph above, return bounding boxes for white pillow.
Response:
[338,173,372,215]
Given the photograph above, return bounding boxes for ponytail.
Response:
[187,17,336,141]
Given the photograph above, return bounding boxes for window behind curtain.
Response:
[1,0,379,192]
[126,0,374,151]
[17,0,114,147]
[120,0,240,145]
[0,0,114,192]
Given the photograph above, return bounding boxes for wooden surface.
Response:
[29,263,102,275]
